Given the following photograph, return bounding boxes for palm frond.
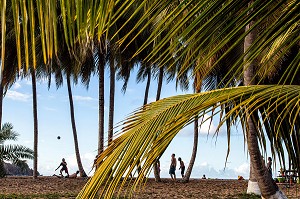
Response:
[78,85,300,198]
[0,144,34,161]
[0,123,19,144]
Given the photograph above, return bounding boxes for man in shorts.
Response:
[55,158,69,177]
[169,154,176,181]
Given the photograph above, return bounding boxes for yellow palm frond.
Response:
[78,85,300,198]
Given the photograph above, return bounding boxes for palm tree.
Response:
[183,72,201,182]
[0,123,34,177]
[66,74,87,177]
[78,1,298,198]
[1,1,298,198]
[31,69,39,179]
[108,52,115,146]
[97,44,105,155]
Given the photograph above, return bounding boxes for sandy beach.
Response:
[0,176,299,198]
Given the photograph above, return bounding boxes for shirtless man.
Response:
[169,154,177,181]
[55,158,69,177]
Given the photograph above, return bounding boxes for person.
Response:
[267,157,272,177]
[178,157,185,178]
[55,158,69,177]
[67,171,79,178]
[202,174,206,179]
[238,175,244,180]
[169,154,176,181]
[157,160,161,177]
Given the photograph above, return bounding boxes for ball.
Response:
[57,136,61,140]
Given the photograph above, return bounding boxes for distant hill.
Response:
[3,162,39,176]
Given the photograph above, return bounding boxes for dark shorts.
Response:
[181,166,185,175]
[169,166,176,175]
[61,167,68,173]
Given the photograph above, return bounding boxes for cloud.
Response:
[13,82,21,89]
[6,90,31,102]
[199,114,217,134]
[73,95,96,102]
[25,79,32,86]
[154,160,249,179]
[177,114,221,137]
[43,107,57,112]
[234,163,249,176]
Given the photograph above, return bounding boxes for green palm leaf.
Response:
[0,123,19,144]
[78,85,300,198]
[0,144,34,161]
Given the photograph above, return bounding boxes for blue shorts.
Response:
[169,166,176,175]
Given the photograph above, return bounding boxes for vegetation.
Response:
[0,0,299,199]
[0,123,34,177]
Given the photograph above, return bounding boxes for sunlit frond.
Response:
[78,85,300,198]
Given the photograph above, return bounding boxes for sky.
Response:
[3,67,277,179]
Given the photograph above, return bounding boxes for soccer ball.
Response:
[57,136,61,140]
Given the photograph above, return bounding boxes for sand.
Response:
[0,176,299,198]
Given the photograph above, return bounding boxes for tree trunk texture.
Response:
[67,76,87,177]
[98,53,105,155]
[153,67,163,182]
[143,68,151,106]
[247,163,261,195]
[137,66,151,174]
[108,57,115,146]
[184,73,201,182]
[244,2,285,198]
[31,70,38,179]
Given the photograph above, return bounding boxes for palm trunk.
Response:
[98,52,105,155]
[108,57,115,145]
[31,70,38,179]
[244,2,285,198]
[67,75,87,177]
[98,50,104,155]
[153,67,163,182]
[137,66,151,174]
[184,73,201,182]
[247,163,261,195]
[143,68,151,106]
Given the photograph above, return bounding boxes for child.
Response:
[178,157,185,178]
[55,158,69,177]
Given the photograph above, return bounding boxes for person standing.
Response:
[267,157,272,177]
[178,157,185,178]
[55,158,69,177]
[169,154,176,181]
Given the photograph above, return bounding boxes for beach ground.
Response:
[0,176,299,198]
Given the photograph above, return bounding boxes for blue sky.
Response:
[3,67,268,179]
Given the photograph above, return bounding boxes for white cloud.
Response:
[177,114,220,137]
[25,79,32,86]
[6,90,31,102]
[43,107,57,112]
[234,163,249,176]
[199,114,217,135]
[153,160,249,180]
[13,82,21,89]
[73,95,96,102]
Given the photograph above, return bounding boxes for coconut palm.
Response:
[1,1,298,198]
[0,123,34,177]
[78,1,298,198]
